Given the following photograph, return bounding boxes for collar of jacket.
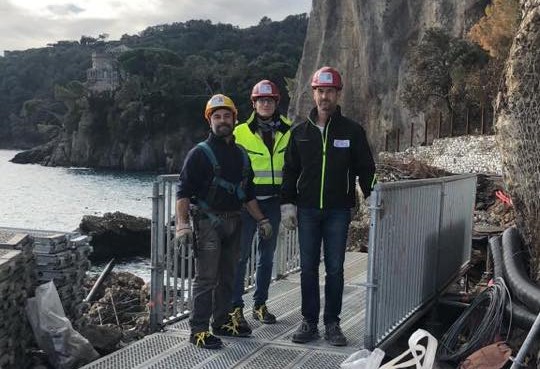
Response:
[308,105,343,125]
[207,132,236,146]
[246,111,290,135]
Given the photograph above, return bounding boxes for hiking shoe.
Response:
[231,307,251,330]
[291,319,319,343]
[252,304,276,324]
[213,312,252,337]
[190,331,223,349]
[324,322,347,346]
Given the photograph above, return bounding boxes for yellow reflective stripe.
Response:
[320,120,330,209]
[371,174,377,189]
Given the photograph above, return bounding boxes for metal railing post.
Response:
[364,189,381,350]
[150,182,164,332]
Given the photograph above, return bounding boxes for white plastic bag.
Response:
[26,281,99,369]
[341,348,385,369]
[380,329,438,369]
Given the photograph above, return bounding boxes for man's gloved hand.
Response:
[175,223,193,246]
[280,204,297,230]
[257,218,273,241]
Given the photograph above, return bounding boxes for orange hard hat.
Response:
[311,66,343,90]
[204,94,238,121]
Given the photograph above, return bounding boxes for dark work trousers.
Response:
[189,214,242,334]
[297,207,351,325]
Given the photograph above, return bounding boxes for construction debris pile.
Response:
[0,232,35,369]
[32,232,93,321]
[347,135,514,252]
[78,271,150,354]
[0,228,94,369]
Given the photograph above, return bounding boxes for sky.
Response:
[0,0,312,53]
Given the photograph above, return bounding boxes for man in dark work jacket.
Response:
[281,67,376,347]
[176,94,272,349]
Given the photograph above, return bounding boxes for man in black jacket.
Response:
[280,67,376,346]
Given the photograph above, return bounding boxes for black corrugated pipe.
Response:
[489,235,536,329]
[502,227,540,312]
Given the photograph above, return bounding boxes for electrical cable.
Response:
[437,277,511,362]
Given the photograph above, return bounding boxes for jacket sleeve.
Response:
[176,147,205,200]
[280,133,300,204]
[353,125,376,199]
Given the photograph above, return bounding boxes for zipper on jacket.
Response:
[308,117,330,209]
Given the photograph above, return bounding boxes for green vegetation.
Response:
[0,15,308,148]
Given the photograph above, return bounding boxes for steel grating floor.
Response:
[82,252,369,369]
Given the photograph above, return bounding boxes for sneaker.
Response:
[291,319,319,343]
[190,331,223,349]
[252,304,276,324]
[324,322,347,346]
[213,312,252,337]
[231,307,251,330]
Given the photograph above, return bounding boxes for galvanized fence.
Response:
[364,174,477,349]
[149,175,300,331]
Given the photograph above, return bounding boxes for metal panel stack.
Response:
[0,231,35,369]
[32,232,92,320]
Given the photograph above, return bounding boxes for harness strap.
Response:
[196,141,250,212]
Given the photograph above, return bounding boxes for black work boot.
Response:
[190,331,223,349]
[291,319,319,343]
[324,321,347,346]
[252,304,276,324]
[231,307,251,330]
[213,311,252,337]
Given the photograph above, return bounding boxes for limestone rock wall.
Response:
[289,0,488,152]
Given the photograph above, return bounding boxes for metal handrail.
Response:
[150,175,299,331]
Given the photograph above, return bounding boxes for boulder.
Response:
[79,212,150,261]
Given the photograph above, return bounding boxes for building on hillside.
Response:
[86,45,130,92]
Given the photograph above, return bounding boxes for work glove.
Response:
[257,218,273,241]
[280,204,297,230]
[175,223,193,246]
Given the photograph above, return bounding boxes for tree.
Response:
[469,0,520,60]
[401,28,488,117]
[495,1,540,281]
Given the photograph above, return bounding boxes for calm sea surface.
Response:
[0,149,157,280]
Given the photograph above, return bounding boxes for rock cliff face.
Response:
[12,100,207,172]
[288,0,488,151]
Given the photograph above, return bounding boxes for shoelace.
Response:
[232,307,245,321]
[194,331,211,347]
[222,312,240,334]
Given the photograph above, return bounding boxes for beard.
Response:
[214,124,233,137]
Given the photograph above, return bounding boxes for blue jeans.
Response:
[297,207,351,325]
[232,197,281,308]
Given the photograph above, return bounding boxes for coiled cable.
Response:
[437,277,511,362]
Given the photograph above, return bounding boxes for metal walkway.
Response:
[82,252,368,369]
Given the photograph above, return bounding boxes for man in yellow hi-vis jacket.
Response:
[231,80,292,333]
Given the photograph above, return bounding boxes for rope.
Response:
[437,277,511,362]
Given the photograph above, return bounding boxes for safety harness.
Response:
[194,142,250,226]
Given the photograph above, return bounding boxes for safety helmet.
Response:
[204,94,238,121]
[311,66,343,90]
[251,80,280,102]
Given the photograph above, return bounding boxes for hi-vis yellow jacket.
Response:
[234,112,292,197]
